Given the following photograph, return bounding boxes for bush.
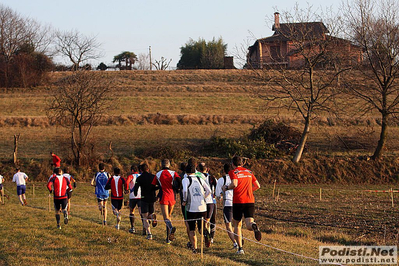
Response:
[203,120,302,159]
[206,136,281,159]
[248,120,301,143]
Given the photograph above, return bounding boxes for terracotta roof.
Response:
[274,22,329,40]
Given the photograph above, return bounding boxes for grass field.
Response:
[0,182,397,265]
[1,69,398,162]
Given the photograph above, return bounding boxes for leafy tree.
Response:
[47,72,113,166]
[113,51,137,70]
[343,0,399,160]
[97,62,107,71]
[177,37,227,69]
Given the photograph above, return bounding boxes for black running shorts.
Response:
[233,203,255,221]
[186,211,206,231]
[111,199,123,211]
[129,198,141,210]
[223,206,233,223]
[54,198,68,211]
[140,201,154,214]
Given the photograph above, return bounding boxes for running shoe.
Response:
[192,248,198,254]
[236,247,245,255]
[210,238,214,244]
[168,227,176,241]
[146,234,153,240]
[57,224,61,230]
[103,220,107,225]
[252,223,262,241]
[165,237,171,244]
[115,224,120,230]
[129,227,135,234]
[187,242,193,249]
[23,199,27,205]
[152,213,157,227]
[233,242,238,249]
[63,211,69,225]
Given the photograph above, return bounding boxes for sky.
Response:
[1,0,341,69]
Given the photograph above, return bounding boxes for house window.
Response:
[270,46,282,62]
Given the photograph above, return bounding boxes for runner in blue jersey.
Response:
[91,163,111,225]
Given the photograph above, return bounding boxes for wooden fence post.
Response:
[48,194,51,212]
[391,188,394,208]
[272,179,276,200]
[201,218,204,259]
[13,134,20,165]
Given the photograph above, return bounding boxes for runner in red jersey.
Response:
[105,167,127,230]
[47,168,71,229]
[51,152,61,168]
[223,156,262,255]
[152,159,180,244]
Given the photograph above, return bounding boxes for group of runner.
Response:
[3,153,262,255]
[90,155,262,254]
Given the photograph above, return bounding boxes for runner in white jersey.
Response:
[63,167,76,215]
[198,163,216,246]
[182,164,211,253]
[12,168,29,206]
[125,165,142,234]
[215,163,237,249]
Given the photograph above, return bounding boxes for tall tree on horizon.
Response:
[177,37,227,69]
[342,0,399,160]
[113,51,137,70]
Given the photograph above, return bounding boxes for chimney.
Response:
[273,12,280,31]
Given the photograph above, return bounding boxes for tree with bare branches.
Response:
[47,72,112,166]
[342,0,399,160]
[0,4,52,88]
[152,57,172,70]
[136,53,151,70]
[255,6,357,162]
[54,29,102,71]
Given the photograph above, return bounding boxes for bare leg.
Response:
[232,219,243,248]
[225,222,236,244]
[188,231,197,249]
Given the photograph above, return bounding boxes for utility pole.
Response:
[149,46,152,70]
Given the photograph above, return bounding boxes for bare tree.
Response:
[256,5,357,162]
[152,57,172,70]
[47,72,112,166]
[342,0,399,160]
[136,53,150,70]
[0,4,52,87]
[54,29,102,71]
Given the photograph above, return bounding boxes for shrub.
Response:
[248,120,301,143]
[206,136,281,159]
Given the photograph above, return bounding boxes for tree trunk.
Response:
[13,134,20,165]
[292,116,310,163]
[372,113,389,160]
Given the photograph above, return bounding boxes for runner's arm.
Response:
[90,175,96,186]
[252,180,260,191]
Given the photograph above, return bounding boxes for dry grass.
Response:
[1,69,399,165]
[0,182,396,265]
